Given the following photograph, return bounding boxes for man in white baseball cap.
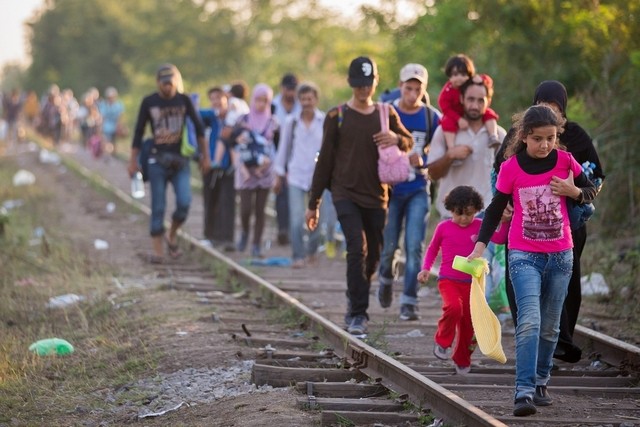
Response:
[377,63,441,322]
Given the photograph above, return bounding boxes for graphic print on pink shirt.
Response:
[519,184,563,241]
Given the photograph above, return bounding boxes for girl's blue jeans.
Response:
[509,249,573,401]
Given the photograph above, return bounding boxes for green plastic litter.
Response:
[29,338,75,356]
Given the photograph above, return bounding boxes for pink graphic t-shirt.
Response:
[497,149,582,253]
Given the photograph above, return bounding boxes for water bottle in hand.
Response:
[131,172,145,199]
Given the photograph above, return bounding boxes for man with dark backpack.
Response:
[376,63,441,321]
[305,56,413,336]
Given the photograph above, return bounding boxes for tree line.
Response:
[2,0,638,236]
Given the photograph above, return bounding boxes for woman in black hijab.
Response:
[494,80,605,363]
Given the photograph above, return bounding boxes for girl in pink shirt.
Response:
[417,185,508,375]
[468,105,597,417]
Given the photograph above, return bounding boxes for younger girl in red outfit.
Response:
[438,54,501,154]
[417,185,508,374]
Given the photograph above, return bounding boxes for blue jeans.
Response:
[320,190,337,243]
[148,158,192,236]
[378,189,429,306]
[509,249,573,400]
[335,199,386,320]
[289,184,320,261]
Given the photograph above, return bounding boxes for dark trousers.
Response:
[506,224,586,360]
[334,199,386,320]
[239,188,270,246]
[275,182,290,241]
[202,169,235,243]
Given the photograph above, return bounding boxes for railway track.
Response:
[31,142,640,426]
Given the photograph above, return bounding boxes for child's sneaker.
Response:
[454,364,471,375]
[433,342,449,360]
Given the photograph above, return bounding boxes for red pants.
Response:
[435,278,476,368]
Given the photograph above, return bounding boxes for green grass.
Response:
[0,157,160,424]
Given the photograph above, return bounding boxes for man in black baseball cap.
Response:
[306,55,413,337]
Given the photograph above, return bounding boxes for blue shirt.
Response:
[199,108,231,169]
[99,100,124,135]
[391,103,441,196]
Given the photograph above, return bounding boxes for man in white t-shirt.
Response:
[427,78,506,217]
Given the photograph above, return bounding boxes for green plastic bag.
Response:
[180,93,199,158]
[29,338,74,356]
[180,125,196,158]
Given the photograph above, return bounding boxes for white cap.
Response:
[399,63,428,85]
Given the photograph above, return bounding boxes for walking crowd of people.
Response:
[1,84,125,156]
[1,54,606,417]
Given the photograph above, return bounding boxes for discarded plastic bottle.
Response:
[29,338,74,356]
[131,172,145,199]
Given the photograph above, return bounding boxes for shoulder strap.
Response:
[424,105,433,142]
[337,104,345,128]
[285,118,296,166]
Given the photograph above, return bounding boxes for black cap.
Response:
[348,56,377,87]
[280,73,298,90]
[156,63,179,83]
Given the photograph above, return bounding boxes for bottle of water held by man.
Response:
[131,172,145,199]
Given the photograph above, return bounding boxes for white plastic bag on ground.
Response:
[94,239,109,250]
[39,149,61,165]
[46,293,84,309]
[12,170,36,186]
[581,272,609,296]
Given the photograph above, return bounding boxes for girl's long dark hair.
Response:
[504,104,566,158]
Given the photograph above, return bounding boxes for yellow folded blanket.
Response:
[469,258,507,364]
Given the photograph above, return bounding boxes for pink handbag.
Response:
[377,103,410,185]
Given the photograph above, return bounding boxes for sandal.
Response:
[165,236,183,259]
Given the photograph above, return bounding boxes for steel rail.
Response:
[574,324,640,371]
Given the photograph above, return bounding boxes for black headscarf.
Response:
[494,80,605,181]
[533,80,568,116]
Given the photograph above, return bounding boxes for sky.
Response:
[0,0,43,67]
[0,0,413,70]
